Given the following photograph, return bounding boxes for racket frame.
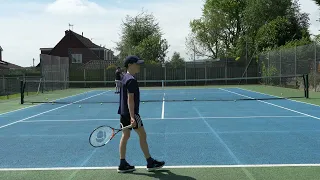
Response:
[89,124,133,147]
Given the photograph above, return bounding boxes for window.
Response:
[71,54,82,63]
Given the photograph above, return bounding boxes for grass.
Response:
[1,166,320,180]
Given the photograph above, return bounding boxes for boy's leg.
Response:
[133,114,165,171]
[118,115,135,173]
[115,80,118,93]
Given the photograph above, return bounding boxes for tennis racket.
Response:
[89,124,133,147]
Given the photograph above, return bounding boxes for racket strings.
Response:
[90,126,114,147]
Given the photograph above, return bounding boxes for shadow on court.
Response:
[131,170,196,180]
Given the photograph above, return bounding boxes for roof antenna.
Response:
[68,23,74,31]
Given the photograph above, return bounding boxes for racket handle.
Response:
[122,124,133,130]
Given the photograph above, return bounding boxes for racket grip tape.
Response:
[122,124,133,130]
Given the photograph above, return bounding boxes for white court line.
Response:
[1,164,320,171]
[0,132,212,138]
[0,92,107,129]
[67,149,97,180]
[20,115,308,123]
[161,93,165,119]
[0,90,105,116]
[3,130,320,138]
[219,88,320,121]
[217,130,320,134]
[193,107,255,180]
[237,87,320,108]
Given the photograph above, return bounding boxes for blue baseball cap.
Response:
[124,55,144,68]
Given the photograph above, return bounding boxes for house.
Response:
[37,30,114,67]
[0,46,23,69]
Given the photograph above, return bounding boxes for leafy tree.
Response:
[256,17,295,52]
[315,34,320,44]
[116,11,169,64]
[314,0,320,6]
[167,52,185,68]
[188,0,311,63]
[186,0,246,59]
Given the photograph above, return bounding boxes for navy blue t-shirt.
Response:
[118,73,140,115]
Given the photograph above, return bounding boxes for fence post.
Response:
[164,66,167,82]
[144,68,146,87]
[104,68,106,86]
[84,69,86,87]
[2,75,5,95]
[280,49,282,85]
[204,62,207,85]
[295,45,297,77]
[315,41,317,91]
[184,62,187,85]
[225,58,227,84]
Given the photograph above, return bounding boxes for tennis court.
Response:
[1,77,320,180]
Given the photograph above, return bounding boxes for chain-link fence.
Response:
[258,42,320,91]
[37,48,258,83]
[40,54,69,82]
[0,68,41,98]
[67,59,258,83]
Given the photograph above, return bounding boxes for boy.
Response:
[117,55,165,173]
[115,67,122,93]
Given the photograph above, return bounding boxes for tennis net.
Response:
[20,74,309,104]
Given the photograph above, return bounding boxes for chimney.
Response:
[0,47,2,61]
[82,32,83,37]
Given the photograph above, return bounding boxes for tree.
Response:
[116,11,169,64]
[315,34,320,44]
[186,0,246,59]
[255,16,303,52]
[314,0,320,6]
[167,52,185,68]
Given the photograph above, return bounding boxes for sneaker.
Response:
[146,159,165,172]
[117,162,136,173]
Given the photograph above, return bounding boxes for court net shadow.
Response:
[131,169,196,180]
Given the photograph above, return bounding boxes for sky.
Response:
[0,0,319,67]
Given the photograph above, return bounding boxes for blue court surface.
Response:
[0,87,320,169]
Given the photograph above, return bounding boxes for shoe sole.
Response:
[117,168,136,173]
[146,164,165,172]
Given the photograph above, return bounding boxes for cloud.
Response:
[0,0,203,67]
[0,0,318,67]
[45,0,107,16]
[299,0,320,36]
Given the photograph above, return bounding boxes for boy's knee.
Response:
[122,131,131,140]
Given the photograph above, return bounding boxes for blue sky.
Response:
[0,0,319,67]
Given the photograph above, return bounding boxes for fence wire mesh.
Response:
[1,43,319,99]
[259,42,320,91]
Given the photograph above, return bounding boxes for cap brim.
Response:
[136,60,144,64]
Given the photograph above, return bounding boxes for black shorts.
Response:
[120,114,143,130]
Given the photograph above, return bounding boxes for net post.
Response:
[20,80,24,104]
[304,74,309,98]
